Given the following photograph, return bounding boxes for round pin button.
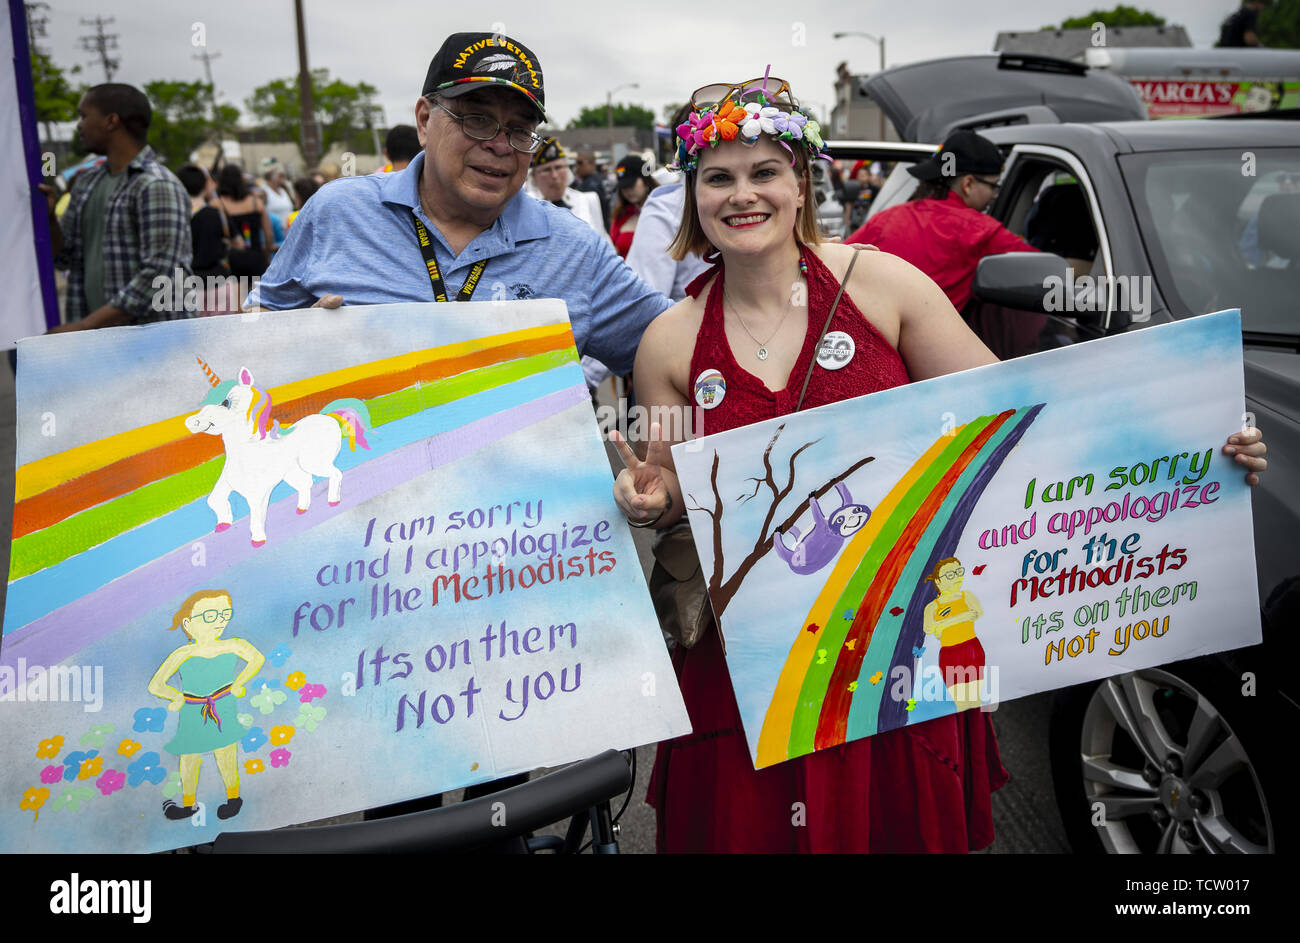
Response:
[693,369,726,409]
[816,331,855,370]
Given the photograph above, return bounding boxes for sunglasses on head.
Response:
[690,76,794,110]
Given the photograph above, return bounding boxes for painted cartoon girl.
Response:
[921,558,985,712]
[147,589,264,822]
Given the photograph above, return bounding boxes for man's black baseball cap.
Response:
[531,137,565,169]
[422,32,546,119]
[908,129,1004,182]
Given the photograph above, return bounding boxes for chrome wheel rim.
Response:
[1079,668,1273,854]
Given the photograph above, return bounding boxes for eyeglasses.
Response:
[938,568,965,581]
[974,177,1001,193]
[691,76,794,110]
[428,98,544,154]
[194,608,233,622]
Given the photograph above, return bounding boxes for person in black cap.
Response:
[846,129,1035,312]
[610,154,658,258]
[246,30,669,381]
[243,31,674,829]
[529,136,604,235]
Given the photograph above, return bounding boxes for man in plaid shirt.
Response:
[46,84,196,331]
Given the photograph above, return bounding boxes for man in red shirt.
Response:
[846,129,1035,313]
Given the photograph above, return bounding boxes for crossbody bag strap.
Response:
[794,249,860,413]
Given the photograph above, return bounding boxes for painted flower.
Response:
[237,713,255,729]
[250,684,286,715]
[244,759,265,775]
[96,769,125,796]
[78,756,104,779]
[133,707,166,733]
[268,644,292,667]
[49,785,95,813]
[269,748,291,769]
[117,739,141,758]
[80,724,114,749]
[298,683,326,704]
[20,786,50,820]
[60,750,97,782]
[127,751,167,788]
[269,724,295,746]
[241,726,268,753]
[294,703,326,733]
[40,765,64,784]
[285,671,306,691]
[35,736,64,759]
[161,769,183,799]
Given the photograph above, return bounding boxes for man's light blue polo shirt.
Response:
[247,152,672,375]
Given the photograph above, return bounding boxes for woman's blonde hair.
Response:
[669,122,824,261]
[169,589,231,639]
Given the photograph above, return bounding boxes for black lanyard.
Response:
[411,212,487,302]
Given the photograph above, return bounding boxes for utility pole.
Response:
[79,16,120,82]
[25,2,50,56]
[194,48,224,169]
[294,0,321,168]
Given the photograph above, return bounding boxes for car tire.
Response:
[1049,655,1284,854]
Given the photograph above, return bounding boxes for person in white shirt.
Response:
[624,182,710,302]
[530,138,607,240]
[529,137,614,390]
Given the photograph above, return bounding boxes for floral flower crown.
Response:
[672,82,827,174]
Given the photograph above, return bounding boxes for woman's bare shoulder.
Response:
[642,287,708,348]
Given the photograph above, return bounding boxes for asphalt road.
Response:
[0,360,1072,854]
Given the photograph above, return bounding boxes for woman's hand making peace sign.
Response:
[611,421,677,527]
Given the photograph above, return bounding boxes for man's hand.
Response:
[312,294,343,309]
[38,183,59,218]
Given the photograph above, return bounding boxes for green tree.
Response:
[245,69,380,153]
[1049,6,1167,28]
[144,80,239,167]
[31,52,80,125]
[1259,0,1300,48]
[567,103,656,131]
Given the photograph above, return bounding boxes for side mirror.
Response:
[971,252,1071,314]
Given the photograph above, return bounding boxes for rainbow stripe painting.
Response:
[0,301,689,853]
[671,311,1259,769]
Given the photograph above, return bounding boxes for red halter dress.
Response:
[647,245,1009,852]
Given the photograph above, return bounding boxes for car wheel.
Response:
[1050,660,1279,854]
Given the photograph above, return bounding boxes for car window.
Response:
[965,155,1106,360]
[1120,148,1300,337]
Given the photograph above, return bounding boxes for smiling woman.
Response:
[609,72,1013,853]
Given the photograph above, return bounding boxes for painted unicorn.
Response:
[185,358,371,546]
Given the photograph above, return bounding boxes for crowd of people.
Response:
[38,29,1268,852]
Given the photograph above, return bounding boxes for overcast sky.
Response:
[34,0,1234,130]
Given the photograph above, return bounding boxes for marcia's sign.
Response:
[1130,79,1297,117]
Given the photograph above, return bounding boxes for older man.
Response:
[247,31,669,378]
[529,137,606,236]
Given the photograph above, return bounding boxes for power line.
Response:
[79,15,120,82]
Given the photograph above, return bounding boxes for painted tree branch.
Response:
[696,420,875,618]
